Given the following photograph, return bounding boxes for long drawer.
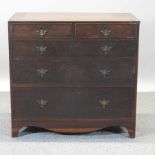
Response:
[12,40,137,59]
[13,87,134,119]
[12,58,135,86]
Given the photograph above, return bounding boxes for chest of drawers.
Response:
[9,13,140,138]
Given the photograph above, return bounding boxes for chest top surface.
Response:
[9,12,139,22]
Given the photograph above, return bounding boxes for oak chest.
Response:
[9,13,140,137]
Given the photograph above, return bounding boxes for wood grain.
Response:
[9,13,139,22]
[9,13,140,138]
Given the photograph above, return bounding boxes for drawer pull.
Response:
[36,27,48,37]
[37,68,48,78]
[36,45,48,55]
[100,29,112,37]
[99,69,111,77]
[99,99,109,109]
[99,45,112,55]
[36,99,48,108]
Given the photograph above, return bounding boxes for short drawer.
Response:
[13,87,133,119]
[10,23,73,39]
[12,40,137,59]
[12,58,135,86]
[76,23,137,39]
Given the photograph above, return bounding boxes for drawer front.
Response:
[11,23,73,39]
[13,87,133,119]
[12,59,135,86]
[76,23,137,39]
[12,40,137,59]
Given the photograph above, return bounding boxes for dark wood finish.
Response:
[12,118,134,137]
[12,58,135,85]
[10,23,74,39]
[76,23,137,39]
[13,87,134,119]
[8,13,140,138]
[12,40,137,59]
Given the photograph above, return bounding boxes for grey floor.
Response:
[0,92,155,155]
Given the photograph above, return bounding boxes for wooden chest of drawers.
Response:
[9,13,140,138]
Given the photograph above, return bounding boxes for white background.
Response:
[0,0,154,92]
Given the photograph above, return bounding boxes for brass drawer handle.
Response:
[99,45,112,55]
[99,99,109,109]
[100,29,112,37]
[36,99,48,108]
[36,27,48,37]
[36,45,48,55]
[37,68,48,78]
[99,69,111,77]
